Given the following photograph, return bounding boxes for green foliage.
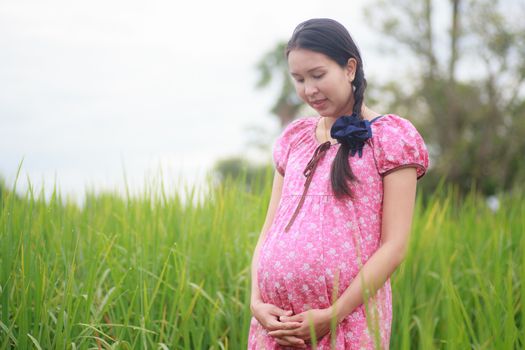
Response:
[365,0,525,195]
[0,171,272,349]
[211,156,273,194]
[255,41,304,127]
[0,173,523,349]
[253,1,525,197]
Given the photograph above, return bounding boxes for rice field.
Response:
[0,167,523,349]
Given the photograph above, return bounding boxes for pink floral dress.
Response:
[247,114,429,349]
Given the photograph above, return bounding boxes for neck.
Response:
[322,104,370,126]
[317,104,379,144]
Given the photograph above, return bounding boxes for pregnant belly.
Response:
[257,229,358,314]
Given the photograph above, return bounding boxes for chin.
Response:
[314,107,329,116]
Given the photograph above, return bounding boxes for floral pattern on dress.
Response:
[248,114,429,349]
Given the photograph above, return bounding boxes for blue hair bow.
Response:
[330,113,378,157]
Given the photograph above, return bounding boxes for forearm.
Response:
[250,170,284,310]
[331,241,404,323]
[250,240,263,308]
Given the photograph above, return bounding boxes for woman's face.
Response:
[287,48,356,118]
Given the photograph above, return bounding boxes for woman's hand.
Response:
[251,301,306,348]
[268,308,334,343]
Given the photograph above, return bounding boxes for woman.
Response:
[248,18,429,349]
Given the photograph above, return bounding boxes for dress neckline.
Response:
[311,114,385,146]
[311,116,339,146]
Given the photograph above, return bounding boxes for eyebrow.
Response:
[290,66,325,76]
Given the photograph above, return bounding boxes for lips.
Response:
[310,98,327,109]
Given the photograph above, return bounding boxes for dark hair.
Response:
[286,18,367,198]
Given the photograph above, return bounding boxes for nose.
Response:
[304,80,319,97]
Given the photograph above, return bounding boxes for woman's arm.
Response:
[250,169,284,309]
[330,166,418,322]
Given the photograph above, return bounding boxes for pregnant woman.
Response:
[247,18,429,349]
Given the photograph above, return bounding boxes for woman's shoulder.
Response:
[277,116,318,142]
[369,113,429,179]
[283,116,318,132]
[273,116,318,176]
[371,113,415,126]
[371,113,422,138]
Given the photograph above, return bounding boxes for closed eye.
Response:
[291,71,324,83]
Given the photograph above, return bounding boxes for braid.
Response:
[331,144,356,198]
[352,63,367,118]
[331,61,366,199]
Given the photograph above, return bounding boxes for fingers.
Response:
[254,303,295,331]
[282,321,302,330]
[274,335,307,348]
[271,305,293,317]
[266,320,284,331]
[266,320,301,331]
[280,314,304,323]
[269,328,302,338]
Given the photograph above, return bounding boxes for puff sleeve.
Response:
[272,118,311,176]
[371,114,429,179]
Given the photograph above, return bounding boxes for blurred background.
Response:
[1,0,523,203]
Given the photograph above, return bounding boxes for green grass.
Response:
[0,167,523,349]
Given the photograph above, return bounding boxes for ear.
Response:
[345,58,357,82]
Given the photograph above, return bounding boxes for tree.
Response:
[211,43,307,189]
[365,0,525,194]
[255,42,305,128]
[211,156,272,193]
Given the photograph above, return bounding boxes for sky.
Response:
[0,0,436,204]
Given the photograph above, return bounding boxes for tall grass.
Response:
[0,168,523,349]
[392,184,524,349]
